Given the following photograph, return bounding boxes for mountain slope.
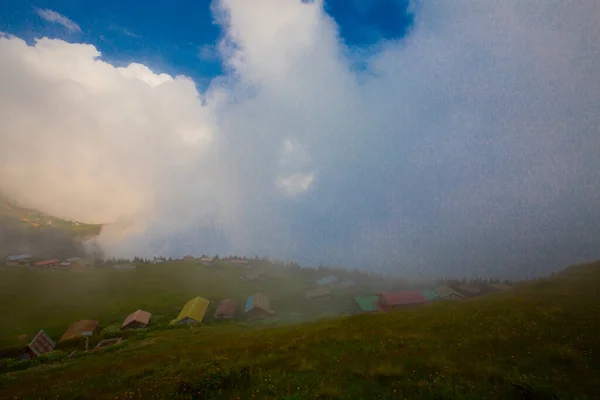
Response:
[0,197,101,260]
[0,262,598,399]
[0,196,101,237]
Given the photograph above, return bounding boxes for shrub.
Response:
[100,324,121,339]
[37,350,68,364]
[0,357,34,373]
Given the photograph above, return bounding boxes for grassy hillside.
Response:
[0,260,395,348]
[0,198,101,238]
[0,262,598,399]
[0,197,102,262]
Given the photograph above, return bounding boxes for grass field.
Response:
[0,261,598,399]
[0,260,394,348]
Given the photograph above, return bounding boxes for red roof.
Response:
[33,259,59,267]
[27,330,55,357]
[378,291,427,307]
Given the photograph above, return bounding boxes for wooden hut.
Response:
[434,286,465,300]
[244,293,274,318]
[59,320,99,342]
[25,330,55,359]
[121,310,151,329]
[170,297,210,325]
[214,298,237,319]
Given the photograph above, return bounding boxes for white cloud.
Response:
[198,44,218,61]
[118,27,140,38]
[2,0,600,276]
[277,173,314,196]
[117,63,174,87]
[35,8,82,33]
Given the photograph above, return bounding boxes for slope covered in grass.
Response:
[0,197,101,238]
[0,261,393,348]
[1,262,599,399]
[0,197,101,263]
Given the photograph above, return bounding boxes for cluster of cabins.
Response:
[4,254,256,271]
[349,283,512,314]
[172,292,275,323]
[4,254,90,271]
[21,291,275,360]
[297,275,512,313]
[13,257,513,360]
[23,312,150,359]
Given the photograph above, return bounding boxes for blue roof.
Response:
[316,276,338,285]
[6,254,32,261]
[244,296,253,312]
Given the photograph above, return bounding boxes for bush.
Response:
[133,329,149,339]
[37,350,68,364]
[149,315,166,326]
[0,357,34,373]
[100,324,121,339]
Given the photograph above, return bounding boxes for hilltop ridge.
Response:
[0,196,101,237]
[0,197,102,261]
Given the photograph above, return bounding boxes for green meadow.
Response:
[0,260,391,348]
[0,261,598,399]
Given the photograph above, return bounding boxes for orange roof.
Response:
[121,310,151,328]
[59,320,99,342]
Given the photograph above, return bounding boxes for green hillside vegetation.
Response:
[0,260,396,348]
[0,197,102,264]
[0,261,598,399]
[0,198,101,239]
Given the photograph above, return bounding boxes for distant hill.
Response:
[0,196,102,260]
[0,261,598,399]
[0,196,102,236]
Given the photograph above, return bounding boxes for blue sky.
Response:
[0,0,413,90]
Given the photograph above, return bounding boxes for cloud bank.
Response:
[1,0,599,277]
[35,8,82,33]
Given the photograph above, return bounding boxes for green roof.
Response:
[421,289,439,301]
[353,296,379,312]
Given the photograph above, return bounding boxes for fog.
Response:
[0,216,88,261]
[1,0,599,277]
